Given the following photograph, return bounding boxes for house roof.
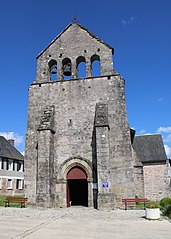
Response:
[133,134,167,163]
[0,136,24,161]
[36,22,114,59]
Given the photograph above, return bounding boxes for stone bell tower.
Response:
[24,22,135,209]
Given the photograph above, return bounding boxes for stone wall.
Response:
[132,148,144,198]
[25,74,135,208]
[143,163,171,200]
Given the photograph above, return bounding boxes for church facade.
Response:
[24,22,170,209]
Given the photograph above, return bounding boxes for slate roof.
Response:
[133,134,167,163]
[36,22,114,59]
[0,136,24,161]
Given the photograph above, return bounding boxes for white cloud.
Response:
[138,129,152,135]
[163,134,171,143]
[139,129,146,134]
[0,132,24,147]
[157,127,171,133]
[122,16,135,26]
[164,145,171,158]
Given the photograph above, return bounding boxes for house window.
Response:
[7,179,12,189]
[7,159,14,171]
[16,179,23,190]
[17,162,23,172]
[1,159,4,170]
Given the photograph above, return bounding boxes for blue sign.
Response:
[102,182,108,188]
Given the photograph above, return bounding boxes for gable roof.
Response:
[133,134,167,163]
[36,22,114,59]
[0,136,24,161]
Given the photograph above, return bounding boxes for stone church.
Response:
[24,22,170,209]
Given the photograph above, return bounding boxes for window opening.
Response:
[62,58,72,80]
[77,62,86,78]
[7,179,12,189]
[16,179,23,189]
[0,159,4,170]
[76,56,86,78]
[7,159,14,171]
[48,59,57,81]
[68,119,72,126]
[17,162,23,172]
[91,54,100,77]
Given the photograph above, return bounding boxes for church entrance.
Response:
[66,166,88,207]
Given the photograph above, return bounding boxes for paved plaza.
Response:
[0,206,171,239]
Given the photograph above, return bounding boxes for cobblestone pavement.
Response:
[0,206,171,239]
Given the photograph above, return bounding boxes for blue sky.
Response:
[0,0,170,158]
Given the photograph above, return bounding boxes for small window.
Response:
[7,179,12,189]
[16,179,23,190]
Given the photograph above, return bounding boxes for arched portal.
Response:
[67,166,88,207]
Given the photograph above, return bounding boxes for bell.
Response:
[63,64,71,76]
[50,65,57,74]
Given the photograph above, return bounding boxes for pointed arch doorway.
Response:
[67,166,88,207]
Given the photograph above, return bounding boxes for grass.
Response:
[136,202,146,209]
[0,195,25,207]
[0,195,6,206]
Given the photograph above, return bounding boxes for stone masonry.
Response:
[24,22,170,209]
[24,22,135,209]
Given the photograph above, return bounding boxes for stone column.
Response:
[86,59,92,77]
[71,61,77,79]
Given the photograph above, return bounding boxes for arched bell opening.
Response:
[62,58,72,80]
[76,56,86,78]
[91,54,101,77]
[66,166,88,207]
[48,59,57,81]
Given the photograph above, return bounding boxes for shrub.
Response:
[146,200,160,208]
[160,197,171,218]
